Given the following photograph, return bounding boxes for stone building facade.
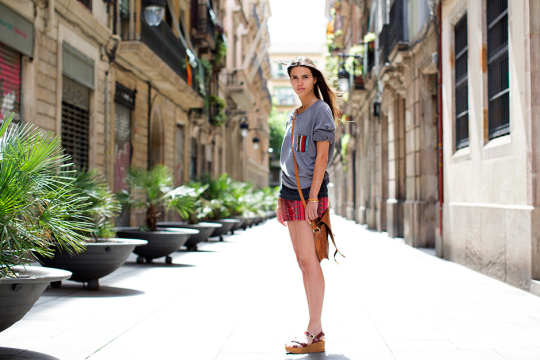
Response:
[441,0,540,294]
[327,0,540,296]
[328,0,439,249]
[0,0,271,226]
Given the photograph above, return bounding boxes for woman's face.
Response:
[290,66,317,97]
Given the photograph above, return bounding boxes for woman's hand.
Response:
[276,199,287,227]
[305,201,318,224]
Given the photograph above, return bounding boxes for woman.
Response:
[276,56,340,354]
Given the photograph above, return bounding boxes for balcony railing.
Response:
[192,0,216,47]
[388,0,407,53]
[139,20,187,82]
[378,24,390,69]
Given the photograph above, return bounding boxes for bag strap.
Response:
[291,109,319,232]
[292,109,346,263]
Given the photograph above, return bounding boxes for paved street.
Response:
[1,215,540,359]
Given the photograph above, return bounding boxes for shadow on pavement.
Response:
[41,285,145,297]
[0,348,59,360]
[123,262,197,267]
[177,249,217,253]
[289,354,352,360]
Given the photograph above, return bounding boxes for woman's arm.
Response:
[305,141,330,223]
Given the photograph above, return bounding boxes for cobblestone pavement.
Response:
[1,215,540,359]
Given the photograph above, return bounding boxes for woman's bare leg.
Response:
[288,222,310,311]
[286,220,325,346]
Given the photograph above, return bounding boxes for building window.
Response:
[0,43,21,123]
[455,14,469,149]
[176,125,185,186]
[190,137,197,180]
[487,0,509,139]
[274,86,296,105]
[114,83,135,227]
[271,61,289,79]
[62,76,90,168]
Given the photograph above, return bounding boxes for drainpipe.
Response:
[45,0,55,33]
[437,2,444,248]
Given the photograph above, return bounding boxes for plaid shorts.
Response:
[281,197,329,222]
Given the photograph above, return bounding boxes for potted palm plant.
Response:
[37,169,147,290]
[0,114,90,331]
[157,182,223,251]
[196,174,240,239]
[115,165,199,264]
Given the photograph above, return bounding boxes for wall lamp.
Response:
[142,0,166,26]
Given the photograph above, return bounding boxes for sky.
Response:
[267,0,327,44]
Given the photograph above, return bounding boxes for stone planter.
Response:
[0,266,71,332]
[115,227,198,264]
[37,238,147,291]
[157,222,222,251]
[207,219,237,241]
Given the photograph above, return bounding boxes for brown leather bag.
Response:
[291,109,344,263]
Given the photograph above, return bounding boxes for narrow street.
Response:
[2,215,540,360]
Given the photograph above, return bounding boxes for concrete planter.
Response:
[115,228,198,264]
[37,238,147,291]
[207,219,238,240]
[157,222,222,251]
[229,217,245,233]
[0,266,71,332]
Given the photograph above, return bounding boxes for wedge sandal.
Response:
[285,331,325,354]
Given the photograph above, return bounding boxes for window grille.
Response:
[61,76,90,168]
[487,0,509,139]
[455,14,469,149]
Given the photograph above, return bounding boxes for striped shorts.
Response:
[281,197,329,222]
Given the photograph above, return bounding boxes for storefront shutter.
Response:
[0,42,21,122]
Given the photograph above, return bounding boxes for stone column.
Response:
[386,95,406,238]
[376,114,388,232]
[525,0,540,281]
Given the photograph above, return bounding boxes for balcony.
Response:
[191,0,216,50]
[377,0,408,70]
[120,19,204,109]
[388,0,408,53]
[222,70,254,110]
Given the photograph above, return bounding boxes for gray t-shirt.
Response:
[280,100,336,190]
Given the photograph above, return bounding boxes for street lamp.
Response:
[240,119,249,137]
[252,136,260,150]
[337,67,351,92]
[142,0,166,26]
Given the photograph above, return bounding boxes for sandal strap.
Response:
[304,331,325,342]
[291,340,308,347]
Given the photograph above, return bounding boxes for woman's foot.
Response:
[285,328,325,354]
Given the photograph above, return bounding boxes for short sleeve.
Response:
[312,104,336,144]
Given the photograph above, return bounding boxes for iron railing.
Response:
[378,24,390,69]
[139,20,187,82]
[388,0,406,52]
[192,0,216,44]
[225,71,244,87]
[455,14,469,149]
[487,0,509,139]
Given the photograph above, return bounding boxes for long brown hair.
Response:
[288,66,341,125]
